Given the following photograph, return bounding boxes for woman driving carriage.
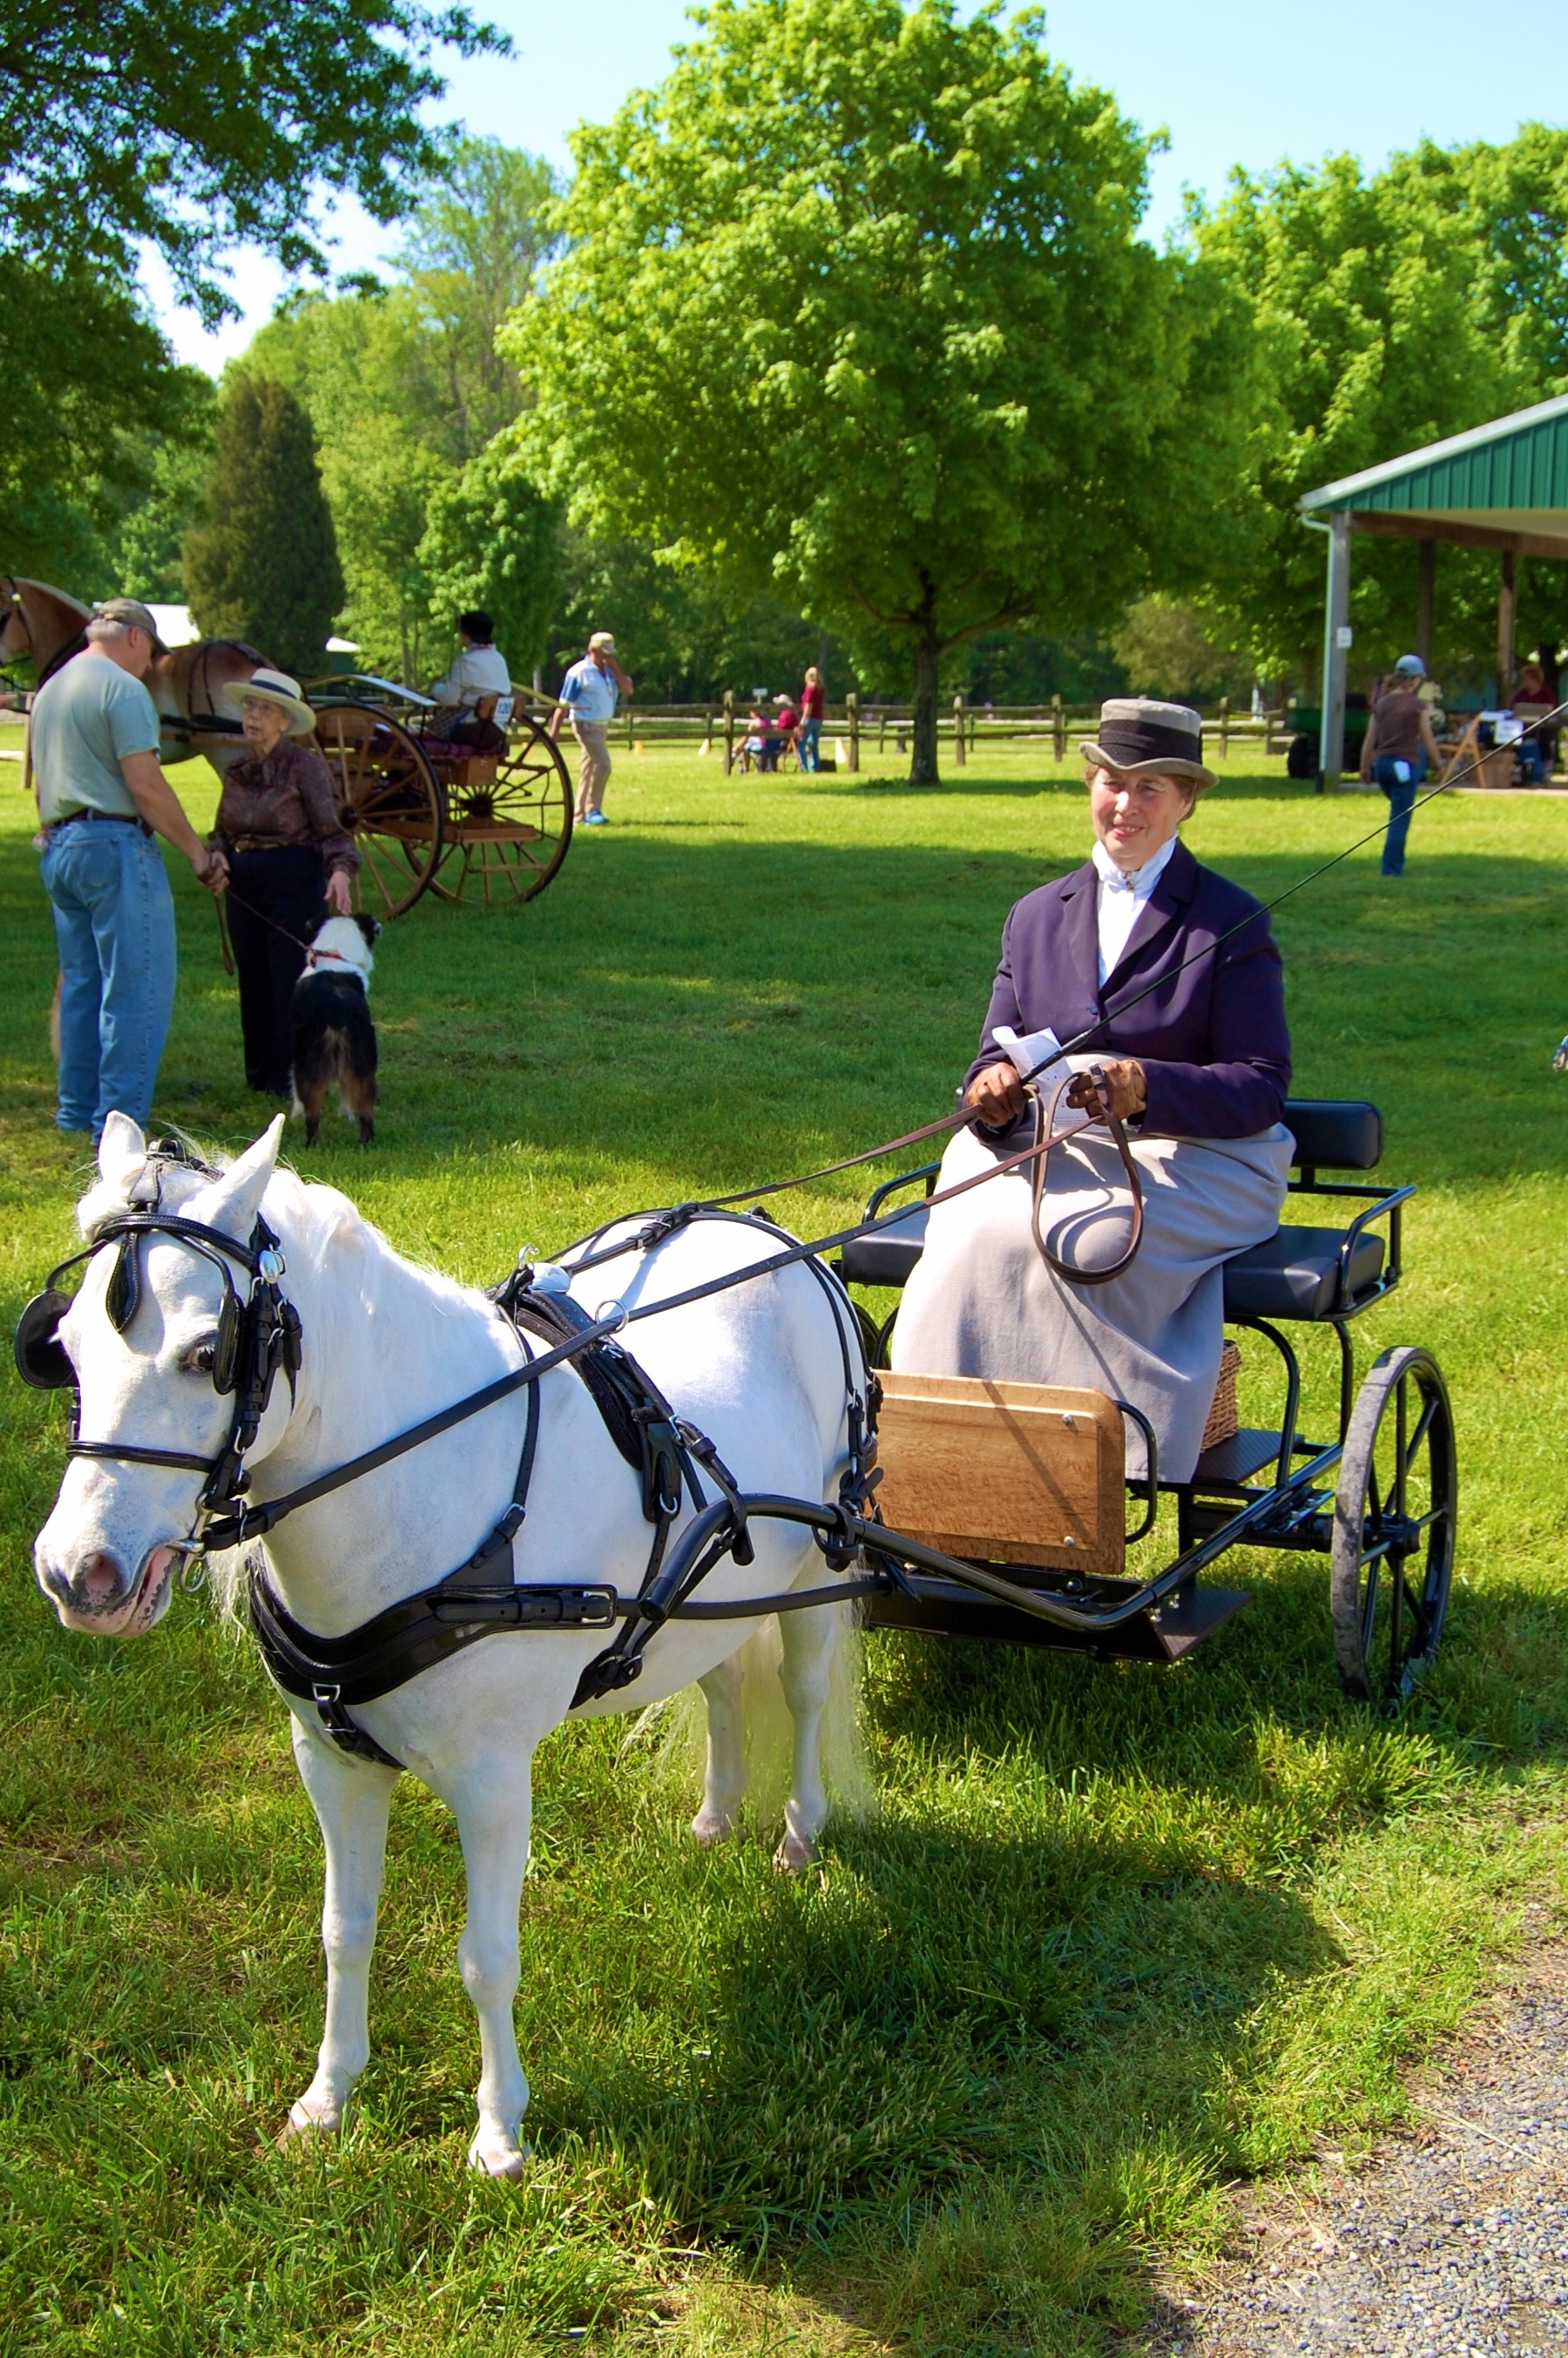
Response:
[891,698,1293,1482]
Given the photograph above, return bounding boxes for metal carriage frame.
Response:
[830,1097,1456,1706]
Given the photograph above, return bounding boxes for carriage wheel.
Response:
[314,701,443,919]
[435,717,572,903]
[1331,1346,1456,1705]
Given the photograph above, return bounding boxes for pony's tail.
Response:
[631,1604,876,1826]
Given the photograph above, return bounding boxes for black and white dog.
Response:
[291,914,381,1146]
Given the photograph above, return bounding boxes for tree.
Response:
[185,372,343,670]
[245,141,561,677]
[398,139,564,451]
[420,444,561,681]
[1,0,504,324]
[1111,596,1249,705]
[1192,129,1568,686]
[518,0,1260,781]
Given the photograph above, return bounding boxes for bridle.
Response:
[15,1153,302,1528]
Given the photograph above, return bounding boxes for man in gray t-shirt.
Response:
[30,598,226,1136]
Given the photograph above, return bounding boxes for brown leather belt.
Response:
[228,836,313,854]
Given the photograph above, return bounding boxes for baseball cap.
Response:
[588,631,617,652]
[92,598,166,652]
[1394,653,1426,677]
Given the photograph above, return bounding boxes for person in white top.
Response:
[549,632,635,825]
[427,611,513,752]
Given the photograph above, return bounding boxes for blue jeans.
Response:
[1374,756,1425,875]
[798,718,821,771]
[40,818,177,1135]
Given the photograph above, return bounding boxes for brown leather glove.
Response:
[1066,1058,1146,1124]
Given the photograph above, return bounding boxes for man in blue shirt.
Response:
[549,632,633,826]
[30,598,227,1136]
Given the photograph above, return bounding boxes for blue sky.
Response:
[151,0,1568,371]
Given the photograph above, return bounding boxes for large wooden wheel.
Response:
[425,717,573,904]
[314,701,443,918]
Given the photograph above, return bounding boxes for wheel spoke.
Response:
[1399,1389,1437,1479]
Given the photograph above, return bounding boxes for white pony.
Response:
[32,1114,868,2176]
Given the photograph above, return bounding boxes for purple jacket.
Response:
[965,840,1291,1138]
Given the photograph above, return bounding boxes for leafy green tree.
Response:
[1193,128,1568,686]
[1111,596,1250,705]
[245,141,561,677]
[519,0,1260,781]
[398,139,564,451]
[420,444,560,681]
[184,372,344,670]
[1,0,504,321]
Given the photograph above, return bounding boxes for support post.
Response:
[846,692,859,774]
[1051,693,1064,762]
[722,689,734,774]
[952,691,966,767]
[1497,546,1517,701]
[1317,509,1352,794]
[1218,695,1230,760]
[1416,537,1436,668]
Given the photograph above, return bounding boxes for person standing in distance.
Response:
[1360,653,1443,876]
[30,598,227,1138]
[797,665,826,771]
[550,632,633,825]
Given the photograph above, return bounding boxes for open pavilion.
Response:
[1300,391,1568,784]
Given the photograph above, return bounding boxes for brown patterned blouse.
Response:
[213,737,358,875]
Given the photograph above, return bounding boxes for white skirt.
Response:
[890,1113,1292,1482]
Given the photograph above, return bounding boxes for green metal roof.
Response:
[1299,392,1568,555]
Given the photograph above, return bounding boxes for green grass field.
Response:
[1,731,1566,2356]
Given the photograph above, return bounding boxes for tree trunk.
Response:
[910,629,941,785]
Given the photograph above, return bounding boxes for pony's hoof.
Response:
[277,2095,341,2149]
[468,2131,529,2179]
[691,1805,737,1846]
[773,1829,815,1873]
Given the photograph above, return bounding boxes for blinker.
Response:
[14,1289,76,1389]
[105,1236,141,1332]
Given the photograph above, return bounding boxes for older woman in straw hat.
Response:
[212,667,358,1098]
[891,699,1294,1482]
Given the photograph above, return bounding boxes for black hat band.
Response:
[1095,715,1204,768]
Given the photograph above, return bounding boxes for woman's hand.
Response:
[1066,1059,1146,1124]
[966,1060,1027,1126]
[325,868,354,916]
[193,846,228,894]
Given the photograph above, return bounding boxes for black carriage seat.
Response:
[839,1098,1402,1325]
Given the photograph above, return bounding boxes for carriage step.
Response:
[1192,1427,1285,1485]
[866,1572,1249,1661]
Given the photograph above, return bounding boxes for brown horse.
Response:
[0,576,274,780]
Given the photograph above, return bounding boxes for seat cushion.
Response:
[840,1201,929,1287]
[1221,1223,1384,1321]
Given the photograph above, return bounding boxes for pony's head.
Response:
[31,1112,289,1636]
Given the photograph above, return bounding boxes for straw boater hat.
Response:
[219,666,316,739]
[1080,697,1215,793]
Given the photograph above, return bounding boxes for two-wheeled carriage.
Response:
[831,1097,1455,1706]
[308,678,572,919]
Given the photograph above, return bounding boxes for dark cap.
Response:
[91,598,166,652]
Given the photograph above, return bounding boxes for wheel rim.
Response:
[430,720,573,902]
[314,703,443,918]
[1332,1346,1456,1704]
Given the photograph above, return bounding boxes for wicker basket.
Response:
[1200,1340,1242,1452]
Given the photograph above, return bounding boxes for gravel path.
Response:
[1139,1943,1568,2356]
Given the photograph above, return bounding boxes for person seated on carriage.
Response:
[891,698,1293,1483]
[212,668,358,1098]
[426,610,512,754]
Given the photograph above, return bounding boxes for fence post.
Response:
[1219,695,1230,760]
[1051,694,1064,763]
[846,692,860,774]
[952,691,966,767]
[723,689,734,773]
[625,702,634,750]
[878,707,887,752]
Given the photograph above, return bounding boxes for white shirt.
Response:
[558,655,619,723]
[428,643,512,713]
[1092,834,1177,984]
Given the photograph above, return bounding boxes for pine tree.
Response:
[184,371,344,672]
